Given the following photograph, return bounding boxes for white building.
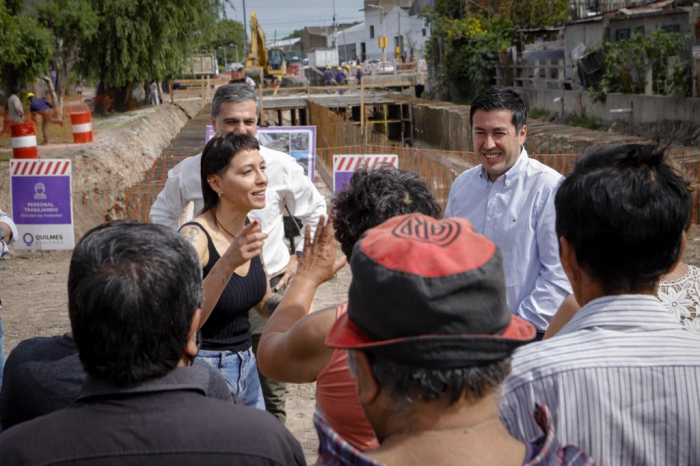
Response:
[326,0,431,63]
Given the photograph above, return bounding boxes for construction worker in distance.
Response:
[324,65,334,86]
[28,92,54,145]
[355,64,363,86]
[335,66,347,95]
[335,66,346,86]
[271,76,283,95]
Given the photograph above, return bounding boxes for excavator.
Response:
[246,12,286,81]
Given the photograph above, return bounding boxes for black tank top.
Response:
[183,221,267,352]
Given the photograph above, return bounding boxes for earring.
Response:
[218,192,223,197]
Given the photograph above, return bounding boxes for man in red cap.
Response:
[320,213,598,466]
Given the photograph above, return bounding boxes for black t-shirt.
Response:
[0,334,233,430]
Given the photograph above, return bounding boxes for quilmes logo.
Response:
[22,232,64,247]
[23,232,34,246]
[392,215,461,247]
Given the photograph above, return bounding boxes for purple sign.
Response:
[333,154,399,193]
[334,172,354,193]
[12,176,72,225]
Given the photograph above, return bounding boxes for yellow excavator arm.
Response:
[249,12,268,69]
[248,12,286,77]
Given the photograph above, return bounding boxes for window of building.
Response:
[662,24,681,34]
[370,25,375,39]
[422,28,427,37]
[615,28,631,41]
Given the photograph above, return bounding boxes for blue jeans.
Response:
[196,347,265,410]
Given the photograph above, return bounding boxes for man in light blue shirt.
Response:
[445,87,571,332]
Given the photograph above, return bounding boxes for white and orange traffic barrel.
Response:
[70,110,93,143]
[10,123,38,159]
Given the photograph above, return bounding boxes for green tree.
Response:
[80,0,222,111]
[0,0,52,89]
[283,29,303,40]
[424,6,515,102]
[590,29,693,102]
[497,0,569,29]
[207,18,246,67]
[36,0,99,107]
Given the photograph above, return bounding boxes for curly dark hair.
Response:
[332,166,442,258]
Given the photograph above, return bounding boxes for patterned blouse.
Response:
[657,264,700,333]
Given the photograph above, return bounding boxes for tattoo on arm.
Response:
[222,273,232,285]
[181,227,200,244]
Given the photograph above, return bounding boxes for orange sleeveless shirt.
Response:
[315,302,380,451]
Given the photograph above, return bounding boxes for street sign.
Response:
[332,154,398,193]
[10,159,75,250]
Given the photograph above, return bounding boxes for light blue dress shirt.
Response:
[445,149,571,330]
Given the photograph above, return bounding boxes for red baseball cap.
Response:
[326,213,536,368]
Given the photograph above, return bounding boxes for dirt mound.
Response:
[0,100,203,239]
[610,120,700,149]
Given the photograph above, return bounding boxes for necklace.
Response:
[213,214,236,239]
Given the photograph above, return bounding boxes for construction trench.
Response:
[123,88,700,231]
[3,88,699,243]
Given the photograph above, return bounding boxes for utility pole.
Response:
[368,4,386,63]
[219,46,227,70]
[333,0,339,64]
[398,7,401,61]
[242,0,248,55]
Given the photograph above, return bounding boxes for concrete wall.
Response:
[513,87,700,126]
[411,102,472,151]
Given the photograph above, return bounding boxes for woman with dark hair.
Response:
[257,166,442,454]
[179,132,275,408]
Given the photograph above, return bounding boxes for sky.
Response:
[225,0,366,42]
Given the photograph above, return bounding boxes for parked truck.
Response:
[308,48,339,70]
[183,52,219,77]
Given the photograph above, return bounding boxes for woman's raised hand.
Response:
[221,220,268,270]
[296,215,347,286]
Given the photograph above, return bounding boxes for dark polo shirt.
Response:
[0,334,234,430]
[0,368,306,465]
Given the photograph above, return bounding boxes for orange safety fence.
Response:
[0,103,96,148]
[2,144,700,246]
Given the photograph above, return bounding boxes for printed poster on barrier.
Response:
[205,126,317,182]
[333,154,398,193]
[10,159,75,250]
[257,127,316,182]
